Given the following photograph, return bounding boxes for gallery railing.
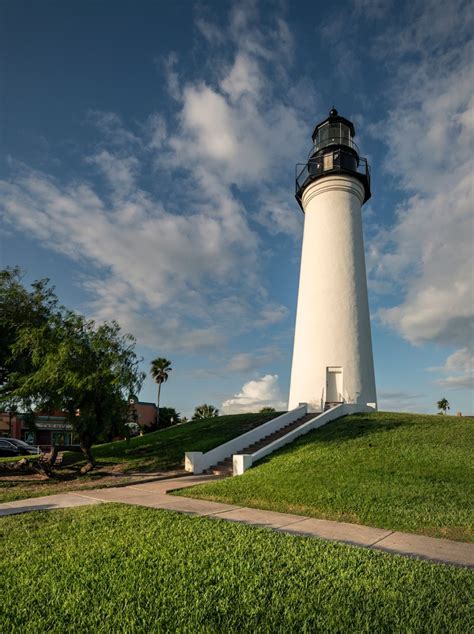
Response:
[296,149,370,199]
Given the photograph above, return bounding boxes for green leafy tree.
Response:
[259,407,276,413]
[1,272,145,471]
[150,357,172,427]
[192,404,219,420]
[437,398,450,415]
[0,267,58,411]
[141,407,181,433]
[158,407,181,429]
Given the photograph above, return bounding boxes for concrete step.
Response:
[211,467,233,475]
[237,413,316,453]
[207,413,318,475]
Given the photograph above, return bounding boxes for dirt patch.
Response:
[0,467,185,504]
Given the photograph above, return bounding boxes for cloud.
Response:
[0,162,266,353]
[194,14,225,46]
[85,150,139,196]
[225,347,284,374]
[0,4,305,355]
[87,110,142,149]
[161,52,181,100]
[162,4,307,194]
[184,346,285,379]
[365,0,473,388]
[222,374,286,414]
[254,188,303,240]
[377,390,425,412]
[432,348,474,390]
[352,0,393,19]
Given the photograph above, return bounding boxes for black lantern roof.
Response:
[295,107,371,208]
[311,107,355,142]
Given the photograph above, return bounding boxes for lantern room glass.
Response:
[312,122,357,154]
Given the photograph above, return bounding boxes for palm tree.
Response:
[192,404,219,420]
[437,398,450,415]
[150,357,172,427]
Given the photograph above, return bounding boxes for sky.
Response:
[1,0,473,417]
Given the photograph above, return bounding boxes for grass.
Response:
[1,504,472,632]
[91,412,282,470]
[0,453,41,462]
[177,411,474,541]
[0,412,279,504]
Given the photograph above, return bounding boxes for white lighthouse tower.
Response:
[288,108,377,412]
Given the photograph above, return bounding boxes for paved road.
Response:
[1,474,473,568]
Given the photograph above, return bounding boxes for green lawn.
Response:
[91,412,281,470]
[0,505,472,632]
[177,412,474,541]
[0,413,279,503]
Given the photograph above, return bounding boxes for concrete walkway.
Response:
[1,474,473,569]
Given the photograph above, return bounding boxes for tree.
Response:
[158,407,181,429]
[259,407,276,413]
[437,398,450,415]
[142,407,181,433]
[0,267,58,405]
[192,404,219,420]
[1,272,145,472]
[150,358,172,428]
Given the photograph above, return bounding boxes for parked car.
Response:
[0,440,21,458]
[0,438,40,457]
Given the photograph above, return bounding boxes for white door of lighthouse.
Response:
[326,367,343,402]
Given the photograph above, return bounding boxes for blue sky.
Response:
[1,0,473,417]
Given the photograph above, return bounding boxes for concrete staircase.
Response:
[207,413,317,476]
[324,401,343,411]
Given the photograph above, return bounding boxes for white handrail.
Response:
[185,404,308,474]
[233,403,376,475]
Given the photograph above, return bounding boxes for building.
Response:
[0,410,74,448]
[0,412,21,438]
[0,401,157,447]
[133,401,157,429]
[288,108,377,412]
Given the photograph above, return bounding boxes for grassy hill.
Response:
[89,412,282,471]
[176,411,474,541]
[0,412,280,503]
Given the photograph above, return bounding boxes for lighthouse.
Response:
[288,108,377,412]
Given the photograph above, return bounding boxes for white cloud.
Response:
[87,110,142,148]
[183,346,284,379]
[225,347,284,374]
[222,374,286,414]
[0,163,268,352]
[86,150,139,196]
[220,52,262,102]
[433,348,474,390]
[255,188,303,239]
[377,390,426,413]
[2,2,330,386]
[146,114,167,150]
[366,0,474,389]
[352,0,393,19]
[0,6,305,355]
[162,52,181,100]
[162,5,307,193]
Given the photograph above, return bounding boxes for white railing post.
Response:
[185,451,204,474]
[184,405,308,474]
[233,454,253,476]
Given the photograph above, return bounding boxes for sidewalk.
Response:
[1,474,473,568]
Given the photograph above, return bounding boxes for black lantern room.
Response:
[295,108,371,208]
